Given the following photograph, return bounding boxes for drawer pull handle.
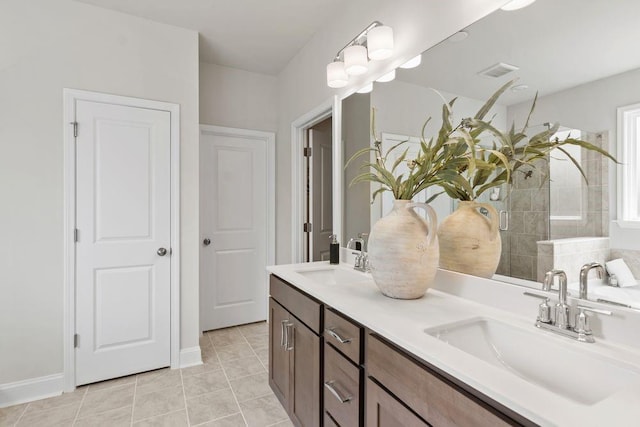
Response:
[280,320,288,347]
[324,381,352,403]
[326,328,352,344]
[285,322,295,351]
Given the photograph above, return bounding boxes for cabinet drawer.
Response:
[367,334,519,427]
[366,378,428,427]
[324,307,362,364]
[324,344,361,427]
[270,274,321,334]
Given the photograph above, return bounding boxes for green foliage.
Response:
[346,80,617,203]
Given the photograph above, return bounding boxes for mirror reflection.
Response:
[340,0,640,308]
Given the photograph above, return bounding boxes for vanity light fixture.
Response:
[501,0,536,11]
[357,82,373,94]
[376,69,396,83]
[326,21,394,88]
[399,54,422,69]
[326,61,348,88]
[344,45,369,76]
[367,25,394,60]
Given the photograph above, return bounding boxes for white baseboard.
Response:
[179,346,203,368]
[0,373,64,408]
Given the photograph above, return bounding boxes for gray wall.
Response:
[0,0,200,385]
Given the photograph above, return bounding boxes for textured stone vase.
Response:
[368,200,439,299]
[437,201,501,278]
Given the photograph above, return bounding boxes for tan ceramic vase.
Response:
[367,200,439,299]
[437,201,501,278]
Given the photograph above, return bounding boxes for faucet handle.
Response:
[524,292,552,324]
[574,305,612,341]
[576,305,612,316]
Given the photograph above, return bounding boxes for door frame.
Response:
[62,89,181,391]
[290,96,341,263]
[198,124,276,332]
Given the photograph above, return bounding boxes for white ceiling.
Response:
[397,0,640,106]
[75,0,345,75]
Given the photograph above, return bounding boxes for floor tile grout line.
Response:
[70,386,89,426]
[243,330,268,372]
[129,373,138,427]
[215,327,249,427]
[190,411,243,427]
[12,401,30,427]
[133,407,186,425]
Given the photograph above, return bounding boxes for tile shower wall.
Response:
[537,237,610,283]
[550,132,609,239]
[497,159,550,281]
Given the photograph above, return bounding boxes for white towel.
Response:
[605,258,637,288]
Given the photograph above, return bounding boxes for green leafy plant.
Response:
[346,80,617,203]
[445,80,617,200]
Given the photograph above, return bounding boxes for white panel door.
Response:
[309,127,333,261]
[200,128,269,331]
[75,100,171,385]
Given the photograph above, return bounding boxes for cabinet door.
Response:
[269,298,290,408]
[290,317,321,427]
[366,378,429,427]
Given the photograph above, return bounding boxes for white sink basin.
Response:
[294,265,370,286]
[425,318,640,404]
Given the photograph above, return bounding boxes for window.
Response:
[617,103,640,226]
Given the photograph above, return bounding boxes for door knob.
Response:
[157,247,168,256]
[203,238,211,246]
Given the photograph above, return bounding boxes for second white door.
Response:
[200,126,272,331]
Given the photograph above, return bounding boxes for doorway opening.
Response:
[290,98,339,263]
[304,117,333,262]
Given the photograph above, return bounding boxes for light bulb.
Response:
[344,45,368,76]
[367,25,394,60]
[399,54,422,69]
[326,62,348,88]
[376,69,395,83]
[501,0,536,11]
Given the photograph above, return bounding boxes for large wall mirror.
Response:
[338,0,640,306]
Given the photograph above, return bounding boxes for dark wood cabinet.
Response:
[290,317,321,426]
[269,273,532,427]
[269,276,322,427]
[366,378,429,427]
[323,343,361,426]
[268,298,290,407]
[366,333,525,427]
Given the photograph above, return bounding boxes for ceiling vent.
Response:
[477,62,519,78]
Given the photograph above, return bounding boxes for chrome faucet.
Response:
[525,269,612,343]
[579,262,606,300]
[545,270,570,329]
[346,237,369,272]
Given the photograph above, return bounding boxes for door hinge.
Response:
[303,147,312,157]
[70,122,78,138]
[74,334,79,348]
[74,228,79,242]
[303,222,313,233]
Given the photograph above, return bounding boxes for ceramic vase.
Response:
[367,200,439,299]
[437,201,501,278]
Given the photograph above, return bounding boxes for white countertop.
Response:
[267,261,640,427]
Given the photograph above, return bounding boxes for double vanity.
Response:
[267,259,640,426]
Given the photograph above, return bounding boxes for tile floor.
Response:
[0,322,292,427]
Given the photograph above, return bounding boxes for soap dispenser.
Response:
[329,235,339,264]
